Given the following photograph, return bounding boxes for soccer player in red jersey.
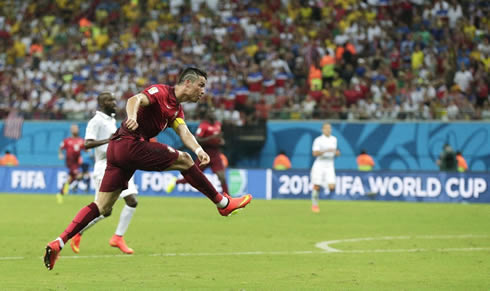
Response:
[44,67,253,270]
[168,109,229,194]
[57,124,85,203]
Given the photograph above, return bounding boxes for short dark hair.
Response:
[177,67,207,84]
[97,91,113,105]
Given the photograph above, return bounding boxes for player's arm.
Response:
[58,141,65,160]
[84,138,110,150]
[125,93,150,131]
[84,118,110,149]
[173,119,210,167]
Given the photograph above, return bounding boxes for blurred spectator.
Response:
[273,150,292,171]
[437,144,458,172]
[0,0,488,121]
[0,150,19,166]
[356,149,375,171]
[456,151,468,172]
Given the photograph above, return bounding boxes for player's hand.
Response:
[197,150,210,167]
[125,118,139,131]
[58,153,64,160]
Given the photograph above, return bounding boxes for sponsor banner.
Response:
[2,166,489,203]
[0,166,267,199]
[271,170,490,203]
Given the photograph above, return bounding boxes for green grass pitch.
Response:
[0,193,489,290]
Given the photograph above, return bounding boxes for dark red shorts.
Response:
[99,137,179,192]
[67,163,80,180]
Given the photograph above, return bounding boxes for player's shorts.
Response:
[199,149,225,173]
[67,162,81,179]
[99,137,179,192]
[94,174,138,201]
[310,161,336,187]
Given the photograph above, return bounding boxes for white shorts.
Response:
[310,162,336,187]
[93,174,138,201]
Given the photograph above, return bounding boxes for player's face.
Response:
[322,124,331,136]
[102,95,117,114]
[71,125,79,136]
[188,76,207,102]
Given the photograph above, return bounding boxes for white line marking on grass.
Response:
[1,235,489,262]
[315,234,490,253]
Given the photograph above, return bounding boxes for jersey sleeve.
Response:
[60,139,66,150]
[142,85,163,104]
[85,118,98,140]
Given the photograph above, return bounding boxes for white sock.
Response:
[56,237,64,249]
[115,205,136,236]
[216,195,229,208]
[312,189,319,207]
[79,215,105,235]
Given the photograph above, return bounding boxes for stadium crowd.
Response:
[0,0,488,123]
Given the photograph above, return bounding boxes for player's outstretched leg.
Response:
[44,202,101,270]
[218,193,253,217]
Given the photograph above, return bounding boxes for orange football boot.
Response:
[44,240,62,270]
[109,235,134,254]
[218,193,253,216]
[70,233,82,254]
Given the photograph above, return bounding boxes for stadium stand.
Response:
[0,0,488,122]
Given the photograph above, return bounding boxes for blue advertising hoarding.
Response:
[0,166,267,199]
[1,166,489,203]
[269,170,490,203]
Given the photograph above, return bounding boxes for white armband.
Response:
[195,147,204,156]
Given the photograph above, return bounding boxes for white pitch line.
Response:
[315,234,490,252]
[1,235,489,262]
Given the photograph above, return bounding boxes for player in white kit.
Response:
[70,92,138,254]
[310,122,340,213]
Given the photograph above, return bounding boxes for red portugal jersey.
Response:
[60,137,85,165]
[119,84,185,140]
[196,120,222,152]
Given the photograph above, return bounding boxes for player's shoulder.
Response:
[145,84,170,94]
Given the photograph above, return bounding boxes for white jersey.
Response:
[312,134,337,166]
[311,134,338,186]
[85,111,137,197]
[85,111,117,177]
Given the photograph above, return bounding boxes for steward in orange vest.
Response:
[357,150,374,171]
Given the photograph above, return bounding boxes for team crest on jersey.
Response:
[148,87,159,95]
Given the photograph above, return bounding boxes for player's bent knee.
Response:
[124,195,138,208]
[177,151,194,167]
[182,152,193,163]
[95,201,113,216]
[103,208,113,217]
